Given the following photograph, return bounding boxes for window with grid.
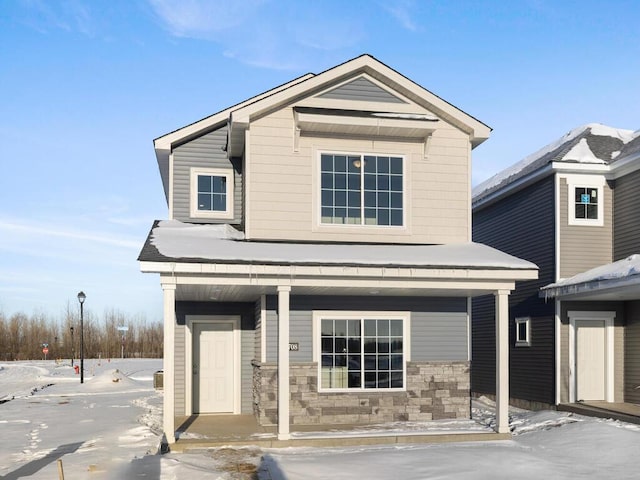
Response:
[197,174,227,212]
[320,316,405,390]
[320,153,403,226]
[190,167,233,219]
[574,186,598,220]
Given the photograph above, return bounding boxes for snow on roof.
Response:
[473,123,638,203]
[145,220,536,270]
[541,254,640,292]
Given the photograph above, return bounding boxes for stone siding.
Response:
[252,361,470,426]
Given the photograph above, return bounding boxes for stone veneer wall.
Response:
[252,361,470,426]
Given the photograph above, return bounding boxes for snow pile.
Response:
[543,254,640,291]
[148,220,537,270]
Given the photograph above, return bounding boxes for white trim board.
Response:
[185,315,242,415]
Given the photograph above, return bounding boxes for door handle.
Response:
[193,364,198,375]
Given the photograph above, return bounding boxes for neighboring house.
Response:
[138,54,537,445]
[471,123,640,410]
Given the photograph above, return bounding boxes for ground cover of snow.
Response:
[1,358,639,479]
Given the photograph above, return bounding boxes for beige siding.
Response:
[559,178,612,278]
[246,106,471,244]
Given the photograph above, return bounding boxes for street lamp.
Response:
[77,291,86,384]
[70,326,74,367]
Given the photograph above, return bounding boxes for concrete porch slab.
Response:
[558,402,640,425]
[170,414,510,452]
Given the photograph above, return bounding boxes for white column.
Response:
[162,282,177,444]
[495,289,510,434]
[277,285,291,440]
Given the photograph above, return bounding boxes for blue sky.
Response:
[1,0,638,321]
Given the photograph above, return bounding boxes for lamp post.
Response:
[77,291,86,384]
[70,326,74,367]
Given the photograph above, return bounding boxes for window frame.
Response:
[189,167,234,220]
[317,151,406,229]
[312,310,411,393]
[515,317,531,347]
[567,177,604,227]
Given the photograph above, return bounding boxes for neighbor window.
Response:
[574,186,598,220]
[567,178,604,226]
[190,168,234,219]
[316,313,408,391]
[320,153,404,226]
[515,317,531,347]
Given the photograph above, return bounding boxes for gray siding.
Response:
[317,76,407,103]
[472,176,556,404]
[175,302,256,414]
[625,300,640,403]
[559,177,612,278]
[172,126,243,225]
[411,312,468,361]
[613,168,640,260]
[264,295,468,363]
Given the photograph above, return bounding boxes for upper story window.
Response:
[567,177,604,227]
[574,187,598,220]
[314,312,409,391]
[190,167,234,220]
[320,153,404,226]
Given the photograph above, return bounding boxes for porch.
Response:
[558,401,640,425]
[169,414,510,452]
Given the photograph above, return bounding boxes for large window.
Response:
[190,167,234,219]
[315,313,408,391]
[320,153,404,226]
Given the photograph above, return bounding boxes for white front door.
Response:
[193,322,235,413]
[575,320,606,401]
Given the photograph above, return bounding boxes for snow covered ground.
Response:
[1,359,639,479]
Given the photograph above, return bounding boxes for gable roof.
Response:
[473,124,640,208]
[154,54,492,203]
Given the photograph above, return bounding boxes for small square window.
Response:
[190,168,234,219]
[515,317,531,347]
[567,179,604,226]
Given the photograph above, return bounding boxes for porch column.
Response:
[495,289,510,434]
[277,285,291,440]
[162,282,177,444]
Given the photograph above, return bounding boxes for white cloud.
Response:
[381,0,419,32]
[18,0,97,36]
[147,0,364,70]
[0,219,141,250]
[147,0,266,38]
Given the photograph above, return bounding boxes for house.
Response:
[138,54,537,446]
[471,123,640,411]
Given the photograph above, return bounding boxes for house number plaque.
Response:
[289,343,299,351]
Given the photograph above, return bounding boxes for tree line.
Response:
[0,306,163,361]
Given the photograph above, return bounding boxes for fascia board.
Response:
[153,72,315,151]
[229,55,490,145]
[140,260,537,281]
[608,150,640,179]
[540,274,640,300]
[473,161,611,212]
